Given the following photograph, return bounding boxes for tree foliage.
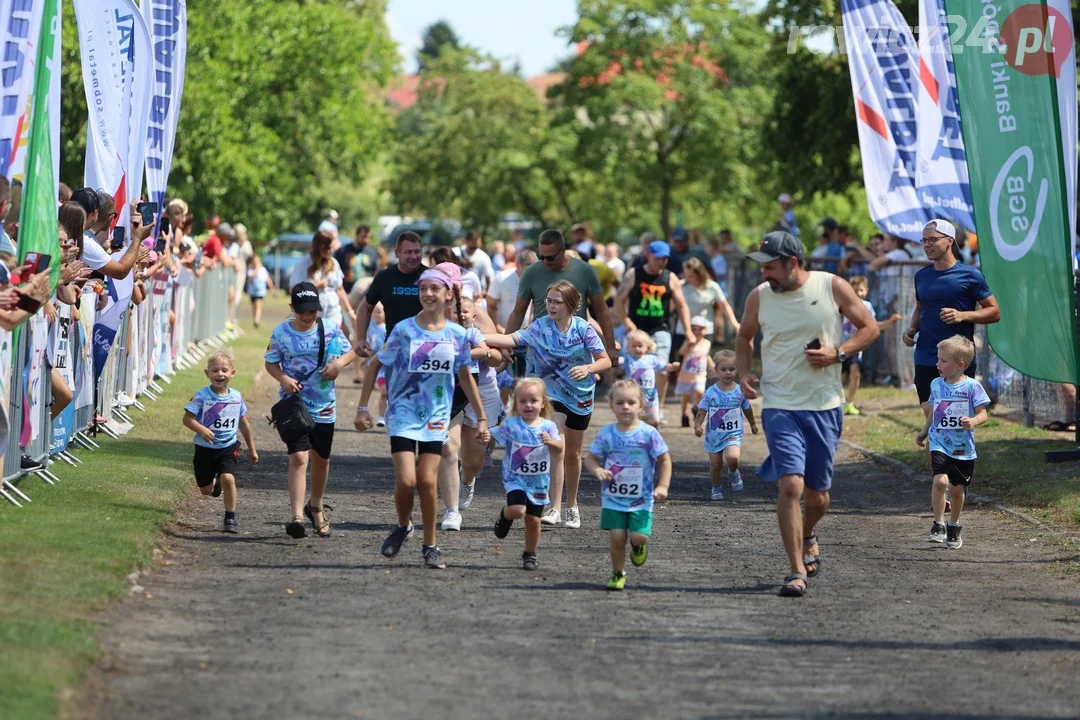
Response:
[59,0,397,241]
[418,21,461,69]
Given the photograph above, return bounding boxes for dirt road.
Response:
[88,379,1080,719]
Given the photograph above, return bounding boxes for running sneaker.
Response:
[540,507,561,526]
[607,571,627,591]
[422,545,446,569]
[211,475,222,498]
[564,506,581,529]
[843,402,861,416]
[945,524,963,549]
[630,543,648,567]
[20,455,43,471]
[522,551,538,571]
[927,522,947,543]
[681,415,690,428]
[460,481,476,510]
[729,470,744,493]
[440,508,462,531]
[375,416,386,428]
[223,516,239,534]
[711,486,725,501]
[494,511,513,539]
[381,524,413,557]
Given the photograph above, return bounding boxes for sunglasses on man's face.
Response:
[539,250,562,262]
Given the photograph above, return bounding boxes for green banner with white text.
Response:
[944,0,1078,384]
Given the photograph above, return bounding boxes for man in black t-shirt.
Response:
[354,231,426,355]
[335,224,378,294]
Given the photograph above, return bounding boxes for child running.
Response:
[355,262,490,569]
[264,282,355,539]
[694,349,757,500]
[916,335,990,550]
[483,279,612,529]
[584,380,671,591]
[361,302,388,428]
[677,316,715,427]
[842,275,900,415]
[182,351,258,533]
[624,329,679,426]
[490,378,563,570]
[245,255,274,328]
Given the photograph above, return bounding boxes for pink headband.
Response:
[416,262,462,289]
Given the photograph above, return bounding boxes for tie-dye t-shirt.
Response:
[517,316,606,416]
[264,318,351,423]
[464,325,497,387]
[928,376,990,460]
[697,383,751,452]
[676,338,712,384]
[185,386,247,449]
[497,368,515,391]
[366,322,387,382]
[490,415,561,506]
[626,354,667,408]
[589,422,669,513]
[378,317,471,441]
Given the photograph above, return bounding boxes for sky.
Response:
[386,0,579,77]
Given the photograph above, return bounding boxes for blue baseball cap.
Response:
[647,240,671,258]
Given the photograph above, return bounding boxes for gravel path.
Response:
[87,378,1080,719]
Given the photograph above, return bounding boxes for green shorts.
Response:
[600,508,653,536]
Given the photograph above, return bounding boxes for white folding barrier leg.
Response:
[33,468,55,485]
[3,479,30,503]
[1,485,22,507]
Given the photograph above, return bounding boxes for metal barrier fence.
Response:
[715,256,1075,428]
[1,266,240,507]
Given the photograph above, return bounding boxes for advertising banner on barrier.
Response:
[143,0,187,234]
[50,305,75,454]
[0,1,44,182]
[915,0,977,231]
[841,0,934,240]
[944,0,1078,383]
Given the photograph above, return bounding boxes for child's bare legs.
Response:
[287,451,309,521]
[644,404,660,427]
[417,453,442,546]
[680,392,692,421]
[847,362,862,405]
[378,390,387,419]
[220,472,237,512]
[251,297,263,326]
[949,483,965,524]
[723,445,741,473]
[309,453,330,520]
[392,451,418,527]
[438,418,463,511]
[610,529,628,573]
[931,473,950,523]
[503,504,542,553]
[460,424,485,490]
[629,531,650,551]
[708,452,725,488]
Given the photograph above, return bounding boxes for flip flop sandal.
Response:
[779,572,808,598]
[285,520,306,539]
[803,535,822,577]
[304,502,333,538]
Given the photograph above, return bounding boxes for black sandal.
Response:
[304,501,333,538]
[779,572,808,597]
[285,519,306,539]
[803,535,822,577]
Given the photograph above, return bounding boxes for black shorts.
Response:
[551,400,592,431]
[915,363,976,403]
[451,385,468,420]
[506,489,545,517]
[286,422,335,459]
[389,436,443,456]
[842,356,863,373]
[193,443,239,487]
[512,347,527,378]
[931,451,975,486]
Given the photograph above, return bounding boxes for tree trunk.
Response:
[659,174,672,242]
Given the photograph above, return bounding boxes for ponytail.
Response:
[452,284,463,327]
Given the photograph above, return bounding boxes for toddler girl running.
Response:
[584,380,671,591]
[677,316,714,427]
[694,349,757,500]
[490,378,563,570]
[624,329,679,426]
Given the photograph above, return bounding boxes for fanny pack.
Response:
[268,320,325,444]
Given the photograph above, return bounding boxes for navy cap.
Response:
[290,281,322,313]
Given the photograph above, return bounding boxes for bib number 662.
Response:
[605,481,640,498]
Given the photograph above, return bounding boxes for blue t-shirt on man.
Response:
[914,262,992,367]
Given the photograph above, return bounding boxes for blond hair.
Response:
[626,329,657,354]
[713,349,736,367]
[609,379,645,408]
[849,275,868,292]
[509,377,553,419]
[938,335,975,366]
[546,279,582,313]
[205,350,235,370]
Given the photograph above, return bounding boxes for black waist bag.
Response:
[268,320,324,445]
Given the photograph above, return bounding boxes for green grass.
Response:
[0,308,278,720]
[845,388,1080,531]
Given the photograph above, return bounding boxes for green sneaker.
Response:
[630,543,648,567]
[607,571,627,591]
[843,403,861,416]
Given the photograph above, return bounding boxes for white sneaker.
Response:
[711,486,725,501]
[729,470,744,493]
[460,481,475,510]
[375,416,386,428]
[440,508,462,531]
[540,507,561,526]
[564,506,581,529]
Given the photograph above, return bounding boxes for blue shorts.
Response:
[757,407,843,492]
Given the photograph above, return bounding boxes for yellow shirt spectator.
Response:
[589,258,618,301]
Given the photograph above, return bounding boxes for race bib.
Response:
[511,443,549,476]
[205,401,241,431]
[935,399,967,429]
[685,356,704,374]
[638,372,656,390]
[409,340,454,374]
[708,407,742,433]
[604,464,644,499]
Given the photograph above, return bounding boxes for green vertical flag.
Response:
[944,0,1078,384]
[16,0,60,291]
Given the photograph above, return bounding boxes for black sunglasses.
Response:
[538,250,562,262]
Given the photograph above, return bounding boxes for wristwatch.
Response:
[836,348,847,364]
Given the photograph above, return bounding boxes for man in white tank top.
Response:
[736,232,879,597]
